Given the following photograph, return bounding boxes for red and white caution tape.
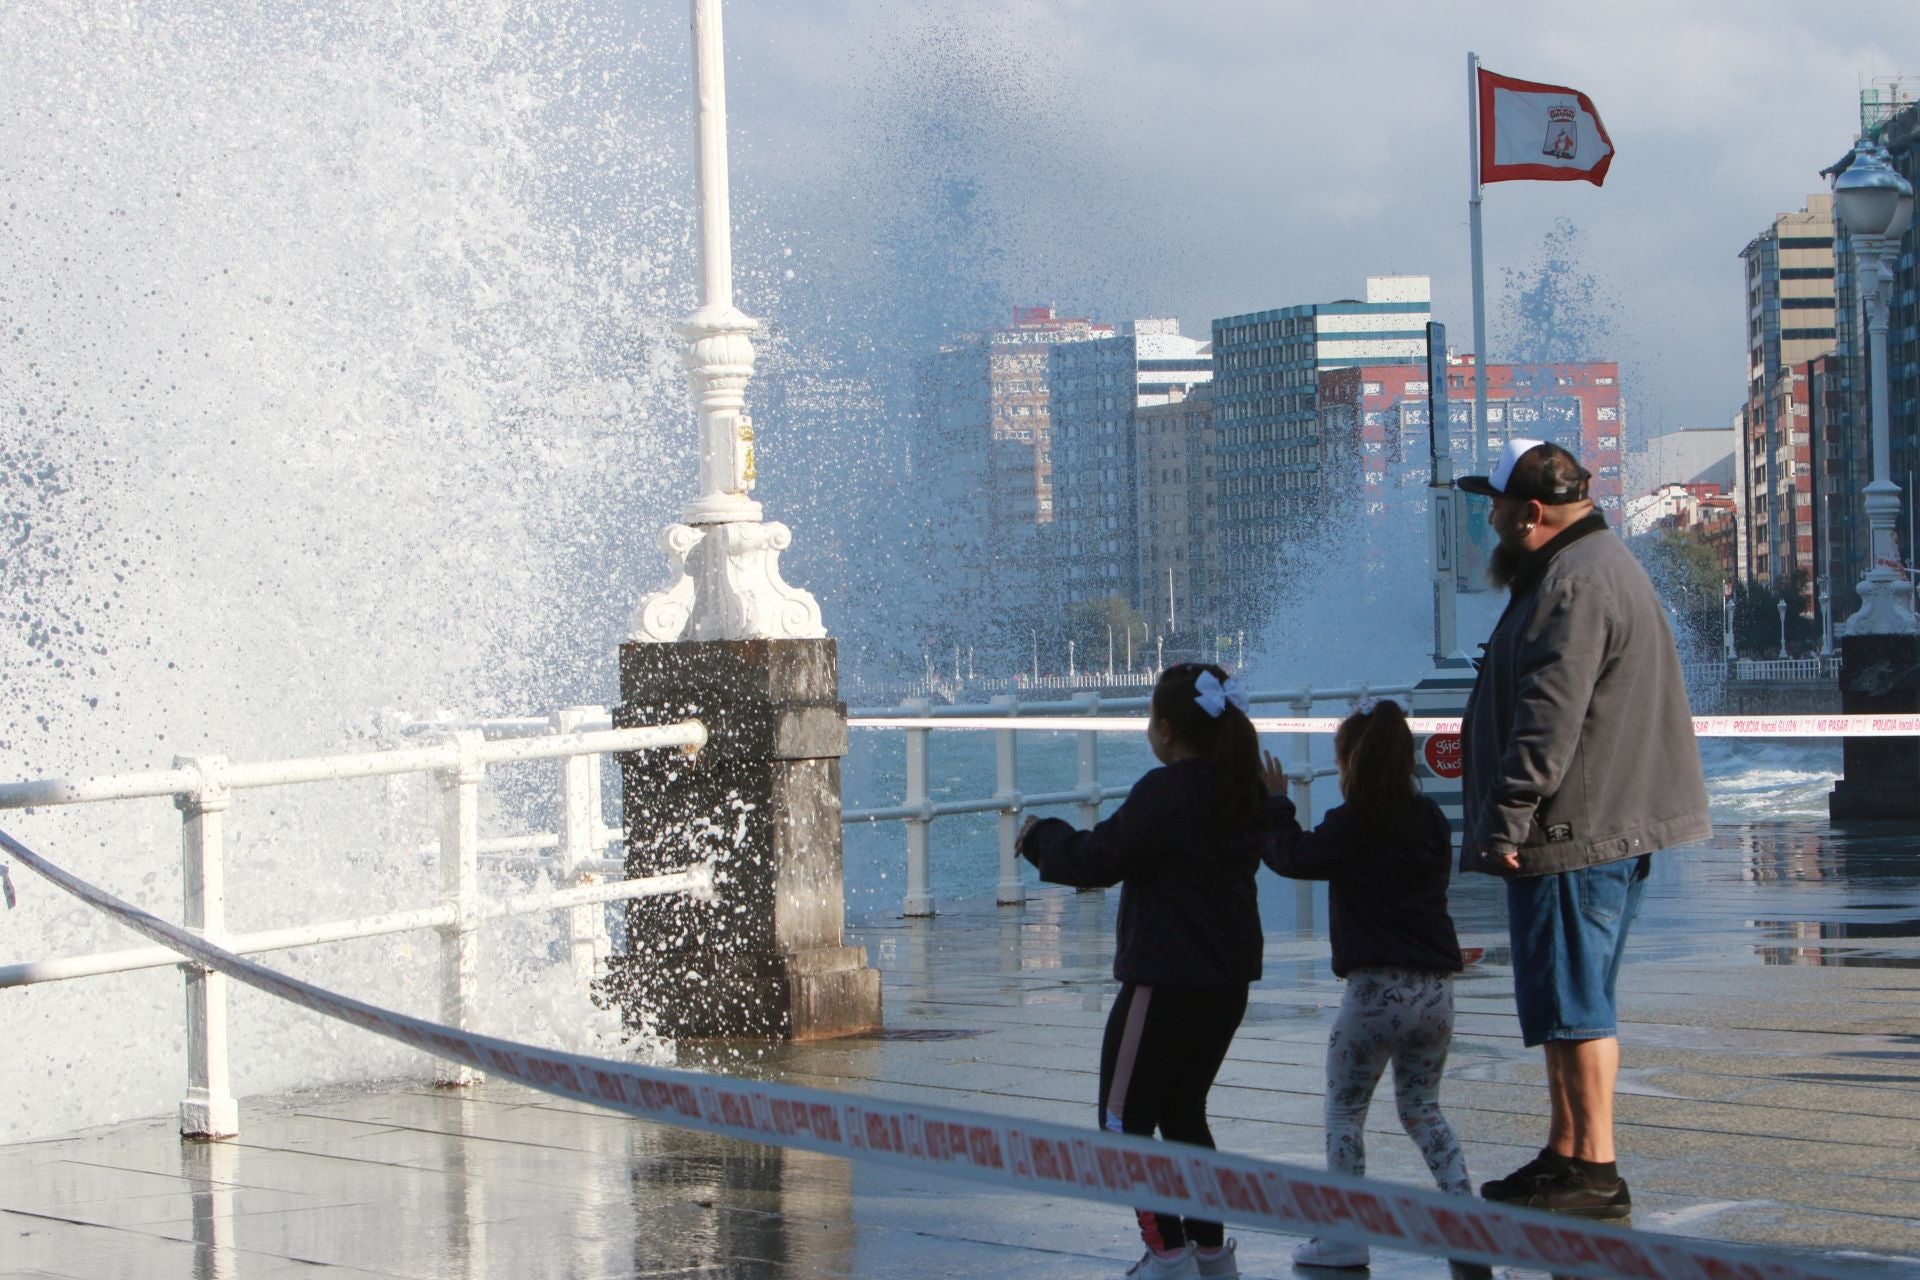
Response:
[855,714,1920,738]
[0,826,1883,1280]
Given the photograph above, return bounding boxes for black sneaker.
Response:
[1478,1150,1569,1202]
[1535,1170,1632,1220]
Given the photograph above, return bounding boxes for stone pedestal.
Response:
[607,637,882,1040]
[1829,633,1920,821]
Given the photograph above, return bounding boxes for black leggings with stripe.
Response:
[1098,982,1249,1251]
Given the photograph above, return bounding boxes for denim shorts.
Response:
[1505,855,1651,1047]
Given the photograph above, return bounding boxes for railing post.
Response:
[552,705,609,989]
[1073,692,1102,831]
[991,694,1024,905]
[176,755,238,1139]
[1291,689,1316,826]
[436,730,485,1085]
[902,698,935,917]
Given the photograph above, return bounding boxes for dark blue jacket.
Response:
[1265,794,1463,978]
[1020,758,1264,988]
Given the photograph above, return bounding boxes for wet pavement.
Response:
[4,819,1919,1278]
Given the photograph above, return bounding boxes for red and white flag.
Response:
[1477,66,1614,186]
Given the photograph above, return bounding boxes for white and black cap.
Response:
[1457,438,1591,504]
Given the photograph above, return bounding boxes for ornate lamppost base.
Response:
[606,637,882,1040]
[1828,632,1920,822]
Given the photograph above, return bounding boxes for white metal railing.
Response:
[0,706,707,1135]
[1683,657,1843,684]
[845,683,1413,917]
[1732,656,1842,682]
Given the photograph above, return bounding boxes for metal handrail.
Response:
[0,722,701,810]
[398,684,1409,920]
[845,683,1406,916]
[0,706,706,1137]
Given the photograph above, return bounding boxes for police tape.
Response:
[0,827,1881,1280]
[855,714,1920,738]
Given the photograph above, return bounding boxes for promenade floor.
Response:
[4,819,1919,1278]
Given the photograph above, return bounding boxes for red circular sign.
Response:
[1422,733,1463,779]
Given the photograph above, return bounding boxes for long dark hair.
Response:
[1334,699,1419,846]
[1150,662,1266,829]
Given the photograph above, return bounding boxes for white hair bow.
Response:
[1193,670,1250,718]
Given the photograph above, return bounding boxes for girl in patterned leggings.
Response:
[1263,700,1477,1272]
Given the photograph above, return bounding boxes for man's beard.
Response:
[1487,540,1524,589]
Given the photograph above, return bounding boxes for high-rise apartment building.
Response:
[1049,320,1211,609]
[1210,276,1431,626]
[911,306,1113,649]
[1133,385,1219,640]
[1739,196,1839,593]
[1804,351,1865,618]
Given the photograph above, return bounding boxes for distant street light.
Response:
[1778,597,1789,660]
[1820,585,1834,658]
[1830,138,1918,636]
[1031,629,1039,682]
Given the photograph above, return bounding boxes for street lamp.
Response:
[1830,138,1918,636]
[1723,587,1735,664]
[629,0,822,645]
[1777,597,1789,660]
[1031,628,1039,682]
[1820,585,1834,659]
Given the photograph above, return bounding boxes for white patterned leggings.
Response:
[1323,967,1471,1197]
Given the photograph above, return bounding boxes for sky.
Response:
[655,0,1920,441]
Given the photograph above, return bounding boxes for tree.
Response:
[1634,527,1725,658]
[1730,577,1820,659]
[1062,595,1151,672]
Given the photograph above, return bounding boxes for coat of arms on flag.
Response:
[1477,66,1614,186]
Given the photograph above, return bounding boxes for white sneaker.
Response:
[1122,1244,1200,1279]
[1195,1238,1241,1278]
[1291,1236,1370,1269]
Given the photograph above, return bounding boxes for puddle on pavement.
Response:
[851,1028,989,1042]
[1748,917,1920,940]
[1753,944,1920,969]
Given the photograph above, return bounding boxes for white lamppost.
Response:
[1831,139,1918,637]
[1777,597,1789,660]
[1820,585,1834,659]
[630,0,823,644]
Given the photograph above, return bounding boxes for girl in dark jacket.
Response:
[1263,699,1474,1270]
[1018,662,1267,1280]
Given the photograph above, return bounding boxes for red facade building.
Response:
[1320,355,1625,514]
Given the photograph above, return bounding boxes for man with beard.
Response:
[1457,438,1709,1219]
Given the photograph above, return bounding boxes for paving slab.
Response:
[6,819,1920,1277]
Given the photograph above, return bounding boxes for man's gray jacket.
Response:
[1462,514,1711,876]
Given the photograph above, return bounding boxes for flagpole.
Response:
[1467,50,1490,474]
